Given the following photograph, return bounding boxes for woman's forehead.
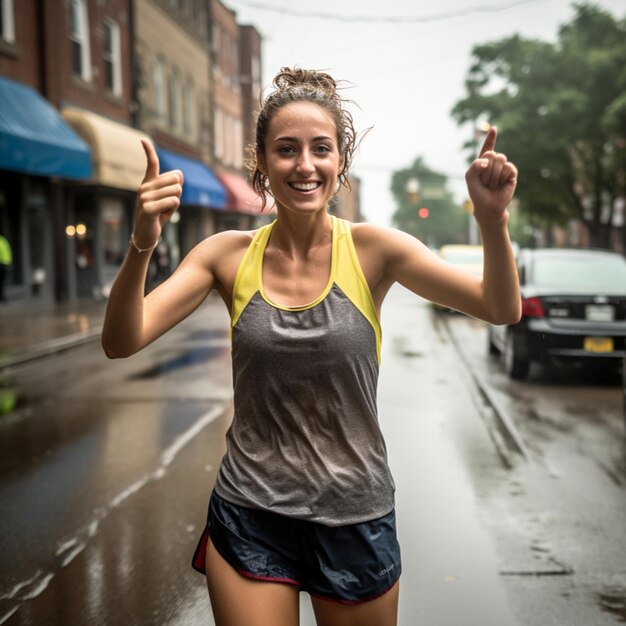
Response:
[268,101,337,137]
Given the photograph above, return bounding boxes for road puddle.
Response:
[598,584,626,622]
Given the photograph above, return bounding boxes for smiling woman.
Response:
[102,65,521,626]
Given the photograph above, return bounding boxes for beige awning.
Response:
[62,108,149,191]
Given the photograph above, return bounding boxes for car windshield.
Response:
[443,250,483,265]
[532,253,626,292]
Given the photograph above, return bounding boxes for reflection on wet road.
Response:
[0,300,233,625]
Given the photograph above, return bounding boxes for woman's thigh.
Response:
[205,538,300,626]
[310,581,399,626]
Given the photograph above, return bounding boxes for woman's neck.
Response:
[270,209,332,261]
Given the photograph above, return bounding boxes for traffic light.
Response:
[418,207,429,219]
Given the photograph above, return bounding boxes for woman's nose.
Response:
[296,150,314,174]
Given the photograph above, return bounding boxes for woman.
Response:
[102,67,520,626]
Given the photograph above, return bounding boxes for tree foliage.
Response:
[451,2,626,248]
[391,157,467,247]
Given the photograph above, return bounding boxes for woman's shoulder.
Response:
[199,227,258,252]
[183,227,260,271]
[348,221,411,250]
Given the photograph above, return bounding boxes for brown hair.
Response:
[247,67,358,210]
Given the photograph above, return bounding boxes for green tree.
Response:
[451,2,626,248]
[391,157,466,247]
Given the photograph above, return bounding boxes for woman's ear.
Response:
[257,153,267,176]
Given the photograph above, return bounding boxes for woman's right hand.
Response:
[133,139,184,248]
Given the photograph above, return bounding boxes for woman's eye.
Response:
[315,145,331,153]
[278,146,295,154]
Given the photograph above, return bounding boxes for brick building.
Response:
[0,0,266,304]
[133,0,228,264]
[210,0,263,228]
[0,0,137,302]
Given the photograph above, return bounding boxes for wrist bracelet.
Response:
[130,232,160,253]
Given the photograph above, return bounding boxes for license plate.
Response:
[584,337,614,353]
[585,305,614,322]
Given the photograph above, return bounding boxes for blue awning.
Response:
[156,148,227,209]
[0,77,92,180]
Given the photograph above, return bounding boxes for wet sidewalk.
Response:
[0,298,107,369]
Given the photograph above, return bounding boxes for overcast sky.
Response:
[226,0,626,226]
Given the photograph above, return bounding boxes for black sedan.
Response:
[488,248,626,380]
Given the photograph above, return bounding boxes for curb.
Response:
[442,314,529,462]
[0,328,102,371]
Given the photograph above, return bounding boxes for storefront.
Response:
[62,108,151,299]
[0,77,92,304]
[215,170,267,231]
[156,148,227,258]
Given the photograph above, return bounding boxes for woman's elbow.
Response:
[101,336,133,359]
[489,303,522,326]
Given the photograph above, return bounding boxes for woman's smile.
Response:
[288,180,322,192]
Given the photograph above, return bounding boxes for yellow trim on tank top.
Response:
[230,215,382,363]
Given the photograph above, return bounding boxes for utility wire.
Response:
[228,0,547,24]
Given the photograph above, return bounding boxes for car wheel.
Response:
[487,327,500,356]
[504,332,530,380]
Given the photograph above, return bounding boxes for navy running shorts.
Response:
[192,490,402,604]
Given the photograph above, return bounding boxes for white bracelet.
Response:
[130,232,160,253]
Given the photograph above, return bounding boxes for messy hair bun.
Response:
[272,67,338,96]
[247,67,358,211]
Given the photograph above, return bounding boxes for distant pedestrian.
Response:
[0,231,12,303]
[102,67,521,626]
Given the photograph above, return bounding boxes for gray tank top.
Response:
[214,216,395,525]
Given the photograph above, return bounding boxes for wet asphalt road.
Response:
[444,311,626,625]
[1,286,625,625]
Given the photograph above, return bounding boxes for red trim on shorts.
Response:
[192,527,210,574]
[307,579,400,606]
[236,569,302,588]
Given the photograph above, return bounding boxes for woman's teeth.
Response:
[290,182,320,191]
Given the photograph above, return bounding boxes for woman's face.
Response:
[260,101,342,215]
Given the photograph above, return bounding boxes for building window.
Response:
[183,78,195,137]
[103,19,122,96]
[232,40,239,86]
[212,23,220,54]
[234,119,243,168]
[68,0,92,82]
[168,69,182,131]
[0,0,15,43]
[153,57,166,123]
[251,56,261,102]
[214,108,223,160]
[224,114,234,166]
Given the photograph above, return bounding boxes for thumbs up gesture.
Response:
[133,139,184,248]
[465,127,518,225]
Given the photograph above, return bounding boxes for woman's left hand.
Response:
[465,127,518,225]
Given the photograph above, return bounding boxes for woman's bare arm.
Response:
[101,139,249,358]
[353,127,521,324]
